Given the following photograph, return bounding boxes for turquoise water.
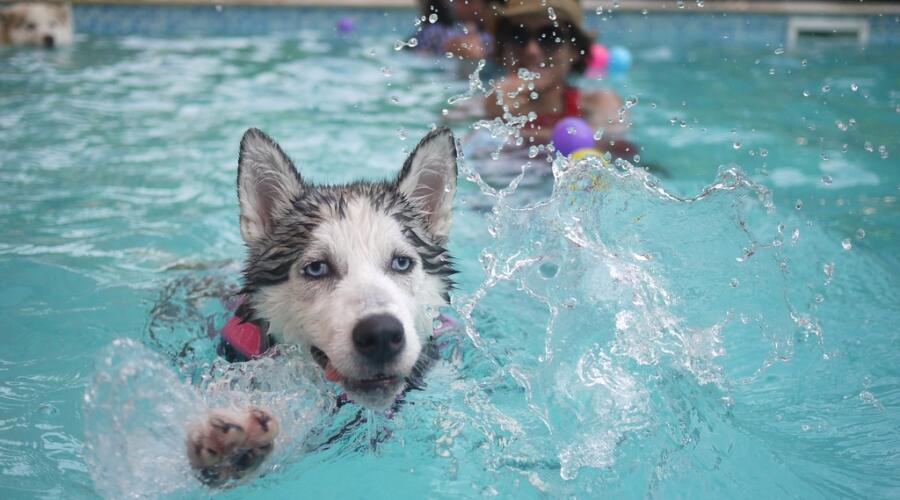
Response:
[1,15,899,499]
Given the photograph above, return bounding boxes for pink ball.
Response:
[588,43,609,73]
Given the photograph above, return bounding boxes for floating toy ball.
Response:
[608,46,632,73]
[570,148,604,162]
[552,117,595,156]
[336,17,355,34]
[587,43,609,73]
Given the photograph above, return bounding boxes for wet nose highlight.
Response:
[352,314,404,364]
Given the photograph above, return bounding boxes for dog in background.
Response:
[186,127,459,485]
[0,2,73,48]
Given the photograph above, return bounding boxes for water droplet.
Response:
[441,108,448,116]
[759,148,768,157]
[850,82,859,92]
[730,278,739,288]
[593,129,604,141]
[814,294,824,304]
[791,228,800,244]
[547,7,557,20]
[774,47,785,55]
[215,4,223,12]
[864,141,874,152]
[841,238,852,251]
[696,0,704,6]
[595,6,604,15]
[679,120,686,128]
[878,145,889,159]
[530,91,538,100]
[732,141,742,150]
[676,0,685,9]
[539,262,560,279]
[821,175,832,185]
[633,154,641,163]
[428,13,438,24]
[624,95,638,108]
[821,85,830,93]
[800,59,807,67]
[836,120,848,131]
[802,89,810,97]
[38,403,59,416]
[856,229,865,240]
[823,262,835,285]
[397,127,407,140]
[381,66,392,77]
[390,96,399,104]
[561,297,577,309]
[795,199,803,210]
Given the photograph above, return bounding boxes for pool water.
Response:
[1,10,899,499]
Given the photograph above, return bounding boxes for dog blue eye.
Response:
[303,261,330,278]
[391,256,413,273]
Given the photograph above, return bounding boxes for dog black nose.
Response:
[43,35,55,48]
[352,314,404,364]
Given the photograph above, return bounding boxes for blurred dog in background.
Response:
[0,2,73,48]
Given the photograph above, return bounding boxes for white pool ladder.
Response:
[787,16,870,50]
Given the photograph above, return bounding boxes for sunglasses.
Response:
[499,24,571,53]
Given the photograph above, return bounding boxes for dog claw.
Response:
[186,407,279,486]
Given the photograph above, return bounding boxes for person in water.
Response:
[485,0,638,160]
[414,0,495,60]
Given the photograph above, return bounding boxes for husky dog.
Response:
[186,127,458,484]
[0,2,73,48]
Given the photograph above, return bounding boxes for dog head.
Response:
[235,127,457,409]
[0,2,73,48]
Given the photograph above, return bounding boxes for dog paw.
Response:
[185,407,279,486]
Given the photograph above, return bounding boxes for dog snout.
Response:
[352,314,405,364]
[43,35,55,48]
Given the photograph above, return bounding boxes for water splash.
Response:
[84,339,333,498]
[451,152,820,481]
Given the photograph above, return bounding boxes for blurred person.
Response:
[414,0,494,61]
[485,0,638,160]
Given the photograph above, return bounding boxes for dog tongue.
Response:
[324,361,343,382]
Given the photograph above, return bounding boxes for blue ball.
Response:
[608,46,632,74]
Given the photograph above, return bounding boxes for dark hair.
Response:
[419,0,455,27]
[493,16,590,74]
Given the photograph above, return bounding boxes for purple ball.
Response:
[552,117,595,156]
[336,17,354,34]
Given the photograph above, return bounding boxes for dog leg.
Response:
[185,407,279,486]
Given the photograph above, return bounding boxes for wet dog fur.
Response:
[186,127,458,485]
[0,2,73,48]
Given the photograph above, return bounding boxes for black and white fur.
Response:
[187,127,457,484]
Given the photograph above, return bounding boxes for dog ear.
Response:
[397,127,457,239]
[237,128,302,244]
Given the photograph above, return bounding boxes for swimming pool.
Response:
[1,5,898,498]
